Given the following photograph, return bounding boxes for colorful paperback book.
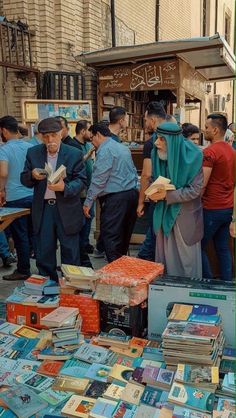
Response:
[109,364,134,384]
[143,347,164,362]
[110,347,143,358]
[216,398,236,412]
[222,347,236,360]
[142,366,160,384]
[141,386,169,408]
[103,383,124,401]
[173,406,211,417]
[175,364,219,385]
[213,412,236,418]
[168,304,193,321]
[133,404,161,418]
[40,307,79,327]
[0,406,17,417]
[85,363,111,382]
[133,358,165,369]
[11,325,40,339]
[74,343,110,364]
[60,358,90,378]
[61,395,96,418]
[52,375,89,394]
[90,397,118,418]
[130,337,148,348]
[36,360,64,376]
[168,383,215,412]
[0,386,48,418]
[39,387,72,406]
[120,382,145,405]
[220,360,236,374]
[131,367,145,385]
[98,331,131,344]
[37,346,77,361]
[111,354,133,368]
[112,401,137,418]
[156,368,175,388]
[192,305,218,316]
[0,357,40,374]
[15,371,54,392]
[0,322,20,335]
[188,314,220,324]
[0,369,18,386]
[85,381,110,399]
[11,337,39,359]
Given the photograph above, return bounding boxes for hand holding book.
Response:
[145,175,175,202]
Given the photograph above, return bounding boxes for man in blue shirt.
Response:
[108,106,128,143]
[83,122,138,263]
[0,116,33,281]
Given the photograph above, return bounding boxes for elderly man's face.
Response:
[41,130,62,154]
[154,136,167,160]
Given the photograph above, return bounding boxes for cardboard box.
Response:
[6,303,55,329]
[60,294,100,334]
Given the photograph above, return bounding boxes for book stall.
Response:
[0,256,234,417]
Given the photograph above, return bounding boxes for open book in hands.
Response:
[145,175,176,198]
[36,163,66,184]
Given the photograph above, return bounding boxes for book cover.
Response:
[103,383,124,401]
[175,364,219,385]
[131,367,145,385]
[90,397,117,418]
[188,314,220,325]
[168,304,193,321]
[130,337,148,348]
[216,398,236,412]
[220,359,236,374]
[120,382,145,405]
[133,404,161,418]
[222,347,236,360]
[168,383,215,412]
[185,323,220,340]
[141,386,169,408]
[47,164,66,185]
[156,368,175,388]
[85,381,110,399]
[213,412,235,418]
[142,366,160,384]
[112,401,137,418]
[109,364,134,384]
[191,305,218,316]
[61,395,96,418]
[40,307,78,327]
[15,371,54,392]
[111,354,133,368]
[11,325,40,339]
[24,275,49,287]
[52,375,89,394]
[110,347,143,358]
[0,357,41,374]
[36,359,64,376]
[11,337,39,359]
[60,358,90,378]
[98,331,131,345]
[85,363,111,382]
[133,358,165,369]
[37,346,76,361]
[0,370,17,386]
[74,343,109,364]
[39,387,72,406]
[0,322,20,335]
[0,386,48,418]
[173,406,211,417]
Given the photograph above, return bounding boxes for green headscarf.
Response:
[151,122,203,236]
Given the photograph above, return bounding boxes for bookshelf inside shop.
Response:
[100,91,150,143]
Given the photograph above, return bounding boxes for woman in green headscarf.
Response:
[149,121,203,278]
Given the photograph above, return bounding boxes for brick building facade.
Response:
[0,0,235,123]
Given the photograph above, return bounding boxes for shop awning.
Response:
[78,34,235,82]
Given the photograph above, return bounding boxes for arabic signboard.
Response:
[99,59,179,92]
[180,60,206,100]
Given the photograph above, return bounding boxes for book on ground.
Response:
[109,364,134,384]
[36,359,64,376]
[168,382,215,412]
[85,381,110,399]
[61,395,96,418]
[40,306,79,328]
[89,397,118,418]
[52,375,89,394]
[15,371,54,392]
[120,382,145,405]
[85,363,111,382]
[0,386,48,418]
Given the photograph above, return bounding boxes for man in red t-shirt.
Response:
[202,113,235,280]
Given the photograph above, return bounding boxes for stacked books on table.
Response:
[6,274,60,307]
[162,303,225,368]
[61,264,98,292]
[0,301,234,417]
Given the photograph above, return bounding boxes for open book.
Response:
[145,175,176,197]
[45,163,66,185]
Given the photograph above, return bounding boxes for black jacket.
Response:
[21,143,87,235]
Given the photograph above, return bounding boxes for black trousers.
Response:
[36,203,80,281]
[99,189,138,263]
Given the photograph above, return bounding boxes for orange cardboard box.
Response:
[60,294,100,334]
[6,302,55,329]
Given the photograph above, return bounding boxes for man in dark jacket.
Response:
[21,117,86,281]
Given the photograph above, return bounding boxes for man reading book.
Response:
[149,122,203,278]
[21,117,87,281]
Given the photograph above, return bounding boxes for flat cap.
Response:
[38,117,62,134]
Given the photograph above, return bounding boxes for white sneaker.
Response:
[91,248,105,258]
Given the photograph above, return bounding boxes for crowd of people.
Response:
[0,102,235,282]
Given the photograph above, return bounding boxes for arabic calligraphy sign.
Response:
[99,59,179,92]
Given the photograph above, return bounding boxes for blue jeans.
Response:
[201,208,233,280]
[0,232,10,259]
[6,196,33,275]
[137,203,156,261]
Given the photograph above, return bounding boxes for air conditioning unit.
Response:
[213,94,226,112]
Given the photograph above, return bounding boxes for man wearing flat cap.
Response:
[21,117,87,281]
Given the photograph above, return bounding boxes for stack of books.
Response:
[162,304,224,368]
[40,306,82,349]
[61,264,97,292]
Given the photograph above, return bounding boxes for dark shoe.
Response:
[2,255,17,267]
[2,269,29,281]
[85,244,94,254]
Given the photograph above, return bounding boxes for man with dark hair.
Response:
[201,113,235,280]
[83,122,138,262]
[0,115,34,281]
[21,117,86,281]
[55,116,74,146]
[108,106,128,143]
[182,123,200,145]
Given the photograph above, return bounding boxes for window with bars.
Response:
[41,71,86,100]
[224,12,231,45]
